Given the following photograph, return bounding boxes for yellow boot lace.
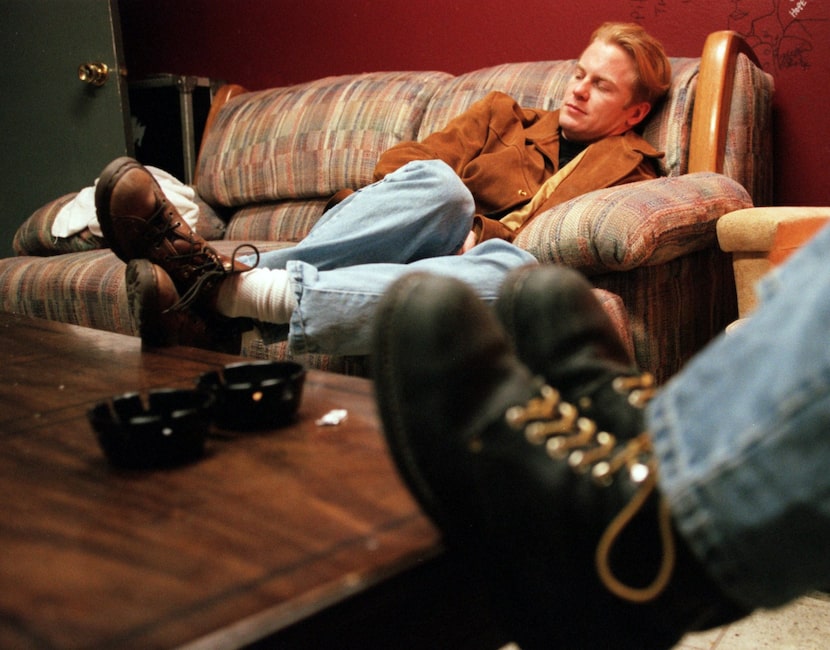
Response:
[504,377,675,604]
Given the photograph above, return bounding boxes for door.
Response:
[0,0,132,257]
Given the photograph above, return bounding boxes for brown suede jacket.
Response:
[372,91,663,242]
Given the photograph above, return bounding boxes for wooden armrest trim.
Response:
[688,31,760,174]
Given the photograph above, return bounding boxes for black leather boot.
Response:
[372,272,746,650]
[497,264,654,440]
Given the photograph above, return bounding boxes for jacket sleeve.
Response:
[372,91,512,181]
[472,215,516,244]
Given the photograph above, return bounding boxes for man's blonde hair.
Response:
[591,22,672,107]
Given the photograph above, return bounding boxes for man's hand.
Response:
[458,230,478,254]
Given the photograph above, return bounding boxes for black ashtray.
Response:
[88,388,213,469]
[196,360,305,430]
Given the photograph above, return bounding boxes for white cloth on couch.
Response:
[51,166,200,239]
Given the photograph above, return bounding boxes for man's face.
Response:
[559,39,651,143]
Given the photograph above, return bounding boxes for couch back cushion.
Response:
[418,57,700,178]
[196,70,453,206]
[642,58,699,177]
[417,60,575,135]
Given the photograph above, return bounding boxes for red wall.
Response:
[120,0,830,206]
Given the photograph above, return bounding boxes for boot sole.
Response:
[125,259,172,347]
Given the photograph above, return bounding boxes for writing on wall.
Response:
[728,0,827,71]
[629,0,826,72]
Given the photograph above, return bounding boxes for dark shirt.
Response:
[558,130,589,168]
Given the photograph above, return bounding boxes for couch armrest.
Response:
[717,206,830,316]
[514,172,752,273]
[12,193,105,256]
[688,31,761,174]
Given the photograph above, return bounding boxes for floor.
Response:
[497,592,830,650]
[674,592,830,650]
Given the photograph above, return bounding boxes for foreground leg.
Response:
[371,272,743,650]
[649,221,830,611]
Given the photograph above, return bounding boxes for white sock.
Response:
[214,267,297,324]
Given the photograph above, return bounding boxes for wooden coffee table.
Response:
[0,313,507,648]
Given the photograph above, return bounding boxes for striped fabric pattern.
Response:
[224,199,330,242]
[592,288,635,360]
[13,193,106,257]
[642,58,699,177]
[515,172,753,273]
[240,338,371,376]
[196,71,453,206]
[591,245,738,381]
[0,249,134,334]
[722,54,775,206]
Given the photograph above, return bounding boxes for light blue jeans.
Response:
[649,221,830,611]
[242,160,537,354]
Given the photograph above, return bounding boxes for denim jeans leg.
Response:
[240,160,475,271]
[648,222,830,610]
[286,239,537,355]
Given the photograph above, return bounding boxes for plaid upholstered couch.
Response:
[0,31,772,382]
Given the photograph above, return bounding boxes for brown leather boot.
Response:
[95,157,257,309]
[125,259,252,354]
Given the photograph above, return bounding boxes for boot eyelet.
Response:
[568,449,588,471]
[629,462,651,483]
[525,422,548,445]
[546,436,568,458]
[592,461,614,486]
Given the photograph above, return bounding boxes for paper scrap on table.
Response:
[316,409,348,426]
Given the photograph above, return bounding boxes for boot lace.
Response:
[171,243,261,312]
[504,377,675,604]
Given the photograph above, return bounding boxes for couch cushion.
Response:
[514,171,752,273]
[196,71,453,206]
[642,58,699,177]
[0,249,134,332]
[223,199,330,243]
